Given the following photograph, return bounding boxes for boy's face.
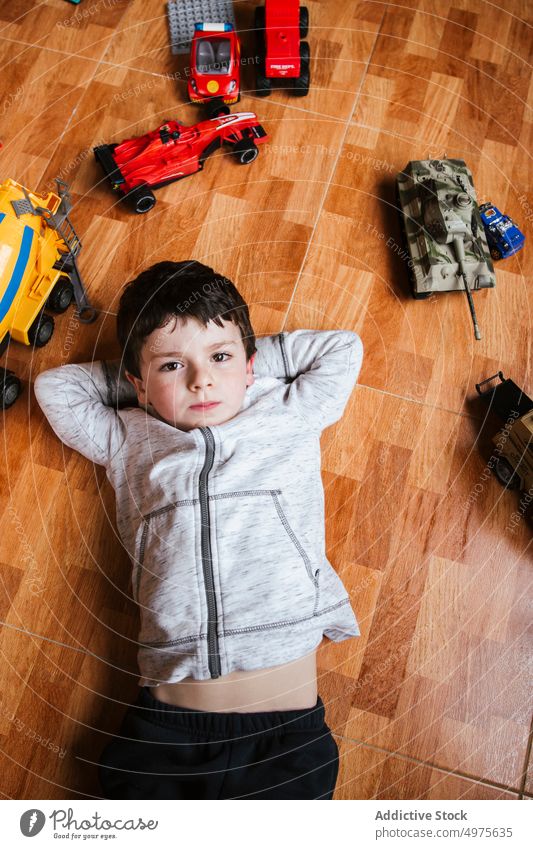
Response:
[125,316,255,431]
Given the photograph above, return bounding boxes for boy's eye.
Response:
[159,353,232,372]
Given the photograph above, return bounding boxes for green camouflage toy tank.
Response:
[396,159,496,340]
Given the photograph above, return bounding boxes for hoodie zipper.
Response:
[199,427,221,678]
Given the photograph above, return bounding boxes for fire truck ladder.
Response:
[36,180,97,323]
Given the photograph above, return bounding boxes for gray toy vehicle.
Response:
[396,159,496,340]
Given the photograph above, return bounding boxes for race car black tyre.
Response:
[233,140,259,164]
[206,97,231,119]
[293,42,310,95]
[493,456,520,489]
[28,313,54,348]
[300,7,309,38]
[126,183,156,214]
[491,248,502,261]
[47,279,73,313]
[0,368,21,410]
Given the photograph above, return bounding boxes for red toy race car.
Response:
[255,0,310,96]
[188,22,241,118]
[94,112,267,213]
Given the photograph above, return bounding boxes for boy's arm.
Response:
[34,359,138,467]
[253,329,363,432]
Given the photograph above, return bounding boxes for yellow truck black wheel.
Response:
[46,279,73,313]
[0,367,21,410]
[28,313,54,348]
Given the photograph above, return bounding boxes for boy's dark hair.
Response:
[117,261,257,378]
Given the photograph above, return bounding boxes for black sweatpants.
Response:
[98,687,339,800]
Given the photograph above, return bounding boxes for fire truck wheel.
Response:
[493,456,520,490]
[47,279,74,313]
[254,6,265,31]
[255,60,271,96]
[0,369,21,410]
[126,184,156,214]
[293,42,310,96]
[28,313,55,348]
[254,8,270,96]
[300,7,309,38]
[233,140,259,164]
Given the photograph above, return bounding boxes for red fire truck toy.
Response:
[254,0,310,97]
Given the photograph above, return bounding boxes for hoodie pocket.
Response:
[134,501,202,643]
[213,488,319,629]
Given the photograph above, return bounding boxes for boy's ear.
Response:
[124,370,138,389]
[246,353,256,387]
[125,370,147,403]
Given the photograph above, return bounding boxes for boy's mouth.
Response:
[189,402,221,410]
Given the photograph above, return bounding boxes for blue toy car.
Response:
[479,202,525,260]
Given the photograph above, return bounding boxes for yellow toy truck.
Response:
[0,178,97,409]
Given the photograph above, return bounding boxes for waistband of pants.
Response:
[132,686,326,739]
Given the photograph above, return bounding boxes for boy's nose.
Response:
[188,368,213,391]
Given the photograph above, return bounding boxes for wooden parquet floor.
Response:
[0,0,531,800]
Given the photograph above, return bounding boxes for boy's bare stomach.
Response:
[150,649,318,713]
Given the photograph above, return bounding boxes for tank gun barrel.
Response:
[453,236,481,340]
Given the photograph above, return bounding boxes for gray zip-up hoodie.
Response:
[34,329,363,686]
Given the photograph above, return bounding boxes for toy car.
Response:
[94,112,268,214]
[254,0,310,97]
[0,178,97,410]
[479,202,525,260]
[188,22,241,118]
